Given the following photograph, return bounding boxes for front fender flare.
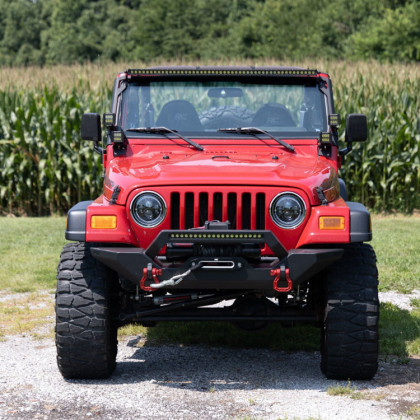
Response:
[347,201,372,242]
[65,200,92,241]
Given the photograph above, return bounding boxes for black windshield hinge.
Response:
[110,185,121,204]
[315,187,328,206]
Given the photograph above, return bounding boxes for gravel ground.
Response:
[0,291,419,420]
[379,290,420,311]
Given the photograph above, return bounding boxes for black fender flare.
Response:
[339,178,348,200]
[65,200,92,241]
[347,201,372,242]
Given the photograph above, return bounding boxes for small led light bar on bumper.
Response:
[90,229,343,293]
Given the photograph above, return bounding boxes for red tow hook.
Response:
[271,266,292,292]
[140,264,162,292]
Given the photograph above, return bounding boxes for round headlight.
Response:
[270,192,306,229]
[130,191,166,227]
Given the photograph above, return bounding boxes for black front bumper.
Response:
[91,230,343,292]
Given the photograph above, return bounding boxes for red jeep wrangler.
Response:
[56,67,379,380]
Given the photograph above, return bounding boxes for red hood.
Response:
[104,142,338,205]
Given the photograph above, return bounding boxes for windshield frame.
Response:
[116,75,329,139]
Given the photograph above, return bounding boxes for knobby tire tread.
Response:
[321,243,379,380]
[55,242,118,379]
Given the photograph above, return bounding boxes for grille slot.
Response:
[170,191,266,230]
[256,193,266,230]
[170,192,180,229]
[213,193,223,221]
[228,193,237,229]
[242,193,251,229]
[199,193,208,226]
[185,192,194,229]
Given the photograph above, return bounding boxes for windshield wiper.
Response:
[126,126,204,151]
[218,127,295,152]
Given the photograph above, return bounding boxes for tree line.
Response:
[0,0,419,66]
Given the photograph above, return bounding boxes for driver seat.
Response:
[156,100,203,131]
[252,103,295,127]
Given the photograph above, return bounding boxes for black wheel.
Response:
[56,242,118,379]
[321,243,379,380]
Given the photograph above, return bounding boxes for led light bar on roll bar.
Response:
[126,68,319,77]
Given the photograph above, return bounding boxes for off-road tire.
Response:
[321,243,379,380]
[56,242,118,379]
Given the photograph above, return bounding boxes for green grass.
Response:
[0,217,66,292]
[126,300,419,359]
[326,381,384,401]
[0,292,54,339]
[0,215,418,358]
[379,301,420,358]
[0,215,420,293]
[371,215,420,293]
[144,321,321,351]
[0,215,417,293]
[326,381,362,398]
[406,405,420,419]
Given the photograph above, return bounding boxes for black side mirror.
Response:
[345,114,367,143]
[340,114,367,158]
[81,113,101,142]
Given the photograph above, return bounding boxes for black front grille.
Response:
[170,191,266,230]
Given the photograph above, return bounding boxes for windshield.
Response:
[118,79,327,137]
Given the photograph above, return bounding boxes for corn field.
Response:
[0,82,110,215]
[0,60,419,215]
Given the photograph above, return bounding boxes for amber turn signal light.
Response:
[319,216,345,230]
[91,215,117,229]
